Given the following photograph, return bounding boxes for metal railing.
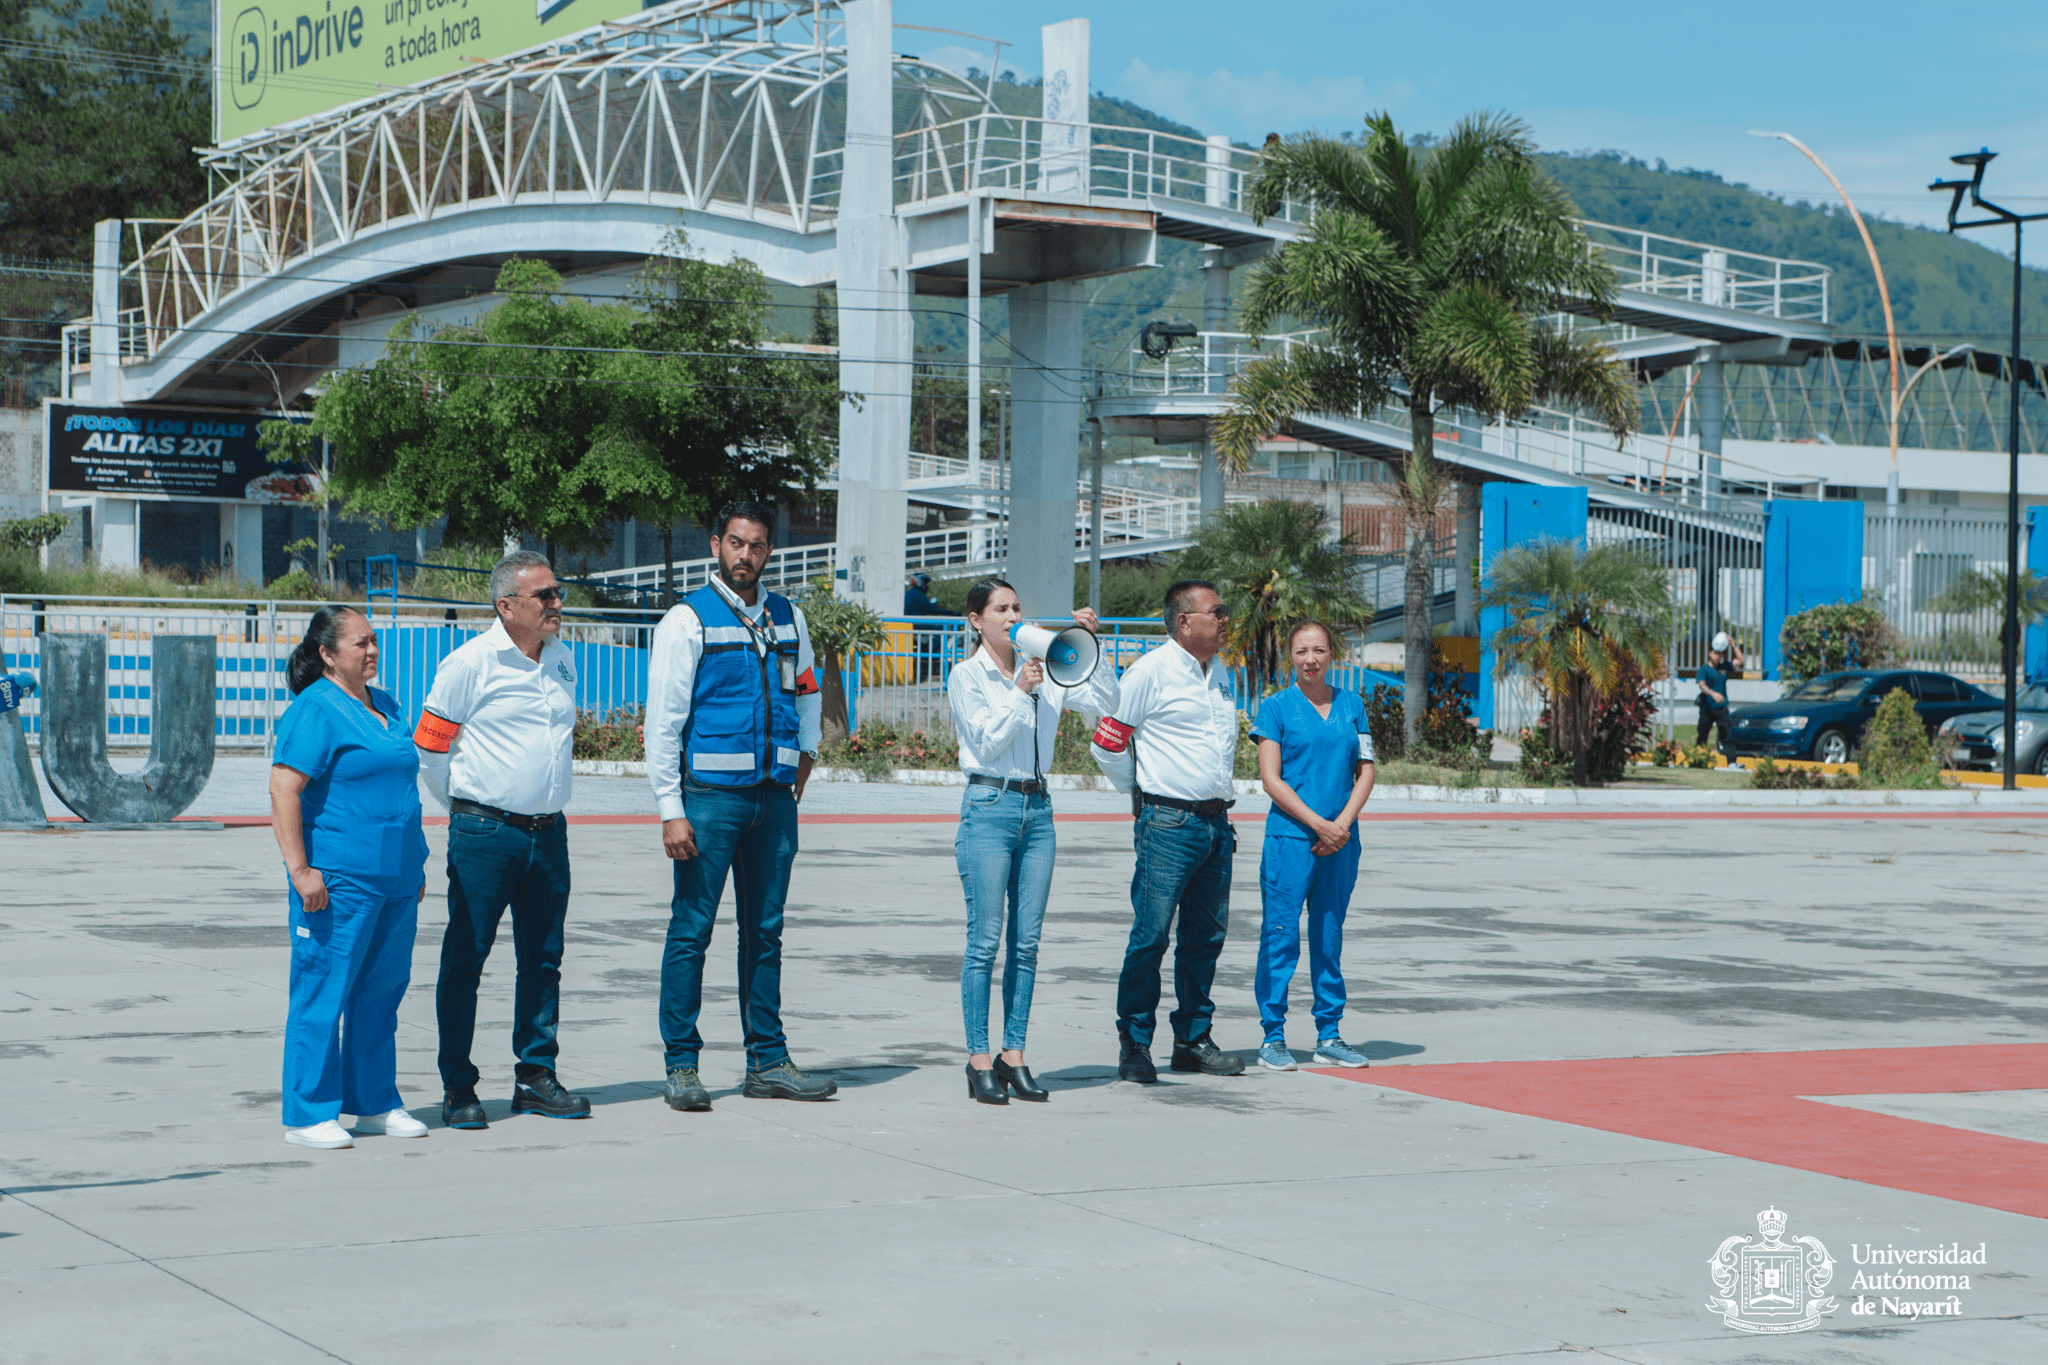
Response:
[1865,509,2017,677]
[1579,221,1831,322]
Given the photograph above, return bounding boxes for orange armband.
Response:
[1093,716,1134,753]
[413,711,461,754]
[793,667,819,696]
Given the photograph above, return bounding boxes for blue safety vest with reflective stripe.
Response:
[681,584,802,788]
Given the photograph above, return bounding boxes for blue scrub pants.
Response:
[955,784,1056,1055]
[1116,805,1233,1049]
[283,874,418,1128]
[660,780,798,1072]
[1255,833,1360,1042]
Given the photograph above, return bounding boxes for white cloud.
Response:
[1116,58,1407,141]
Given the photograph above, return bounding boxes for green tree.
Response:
[1858,686,1939,789]
[1216,112,1638,746]
[1176,500,1373,696]
[1483,537,1669,787]
[264,240,837,582]
[794,576,887,744]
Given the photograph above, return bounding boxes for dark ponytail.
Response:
[288,605,363,696]
[962,576,1014,655]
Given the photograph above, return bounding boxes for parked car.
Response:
[1725,670,2000,765]
[1937,684,2048,776]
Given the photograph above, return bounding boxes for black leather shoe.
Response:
[511,1067,593,1118]
[743,1061,838,1101]
[442,1085,488,1130]
[1117,1037,1157,1084]
[966,1064,1009,1105]
[664,1066,711,1112]
[992,1056,1048,1101]
[1170,1031,1246,1076]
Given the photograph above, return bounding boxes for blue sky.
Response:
[897,0,2048,264]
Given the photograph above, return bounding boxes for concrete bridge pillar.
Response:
[1009,282,1087,617]
[1697,355,1726,511]
[833,0,910,613]
[1198,139,1234,524]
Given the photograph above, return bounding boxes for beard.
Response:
[721,557,760,585]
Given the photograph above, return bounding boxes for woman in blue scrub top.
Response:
[268,606,430,1150]
[1250,620,1377,1072]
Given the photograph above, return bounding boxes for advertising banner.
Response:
[215,0,649,144]
[45,404,317,504]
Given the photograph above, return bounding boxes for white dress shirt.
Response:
[1090,637,1237,801]
[948,643,1119,781]
[417,618,576,815]
[645,576,824,823]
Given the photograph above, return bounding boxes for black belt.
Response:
[968,774,1044,796]
[1141,791,1234,818]
[451,798,561,831]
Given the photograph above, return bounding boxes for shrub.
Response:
[1584,653,1657,781]
[1857,686,1942,788]
[1681,743,1718,770]
[1779,599,1901,683]
[1364,683,1406,762]
[573,706,645,761]
[1751,757,1861,790]
[820,719,957,780]
[1649,738,1686,767]
[1,512,69,552]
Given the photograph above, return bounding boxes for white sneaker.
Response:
[284,1120,354,1149]
[354,1107,429,1138]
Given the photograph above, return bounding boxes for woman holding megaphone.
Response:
[947,577,1116,1105]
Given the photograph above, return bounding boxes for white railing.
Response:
[892,114,1308,225]
[1580,221,1830,322]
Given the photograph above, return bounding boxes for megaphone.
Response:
[1010,621,1100,687]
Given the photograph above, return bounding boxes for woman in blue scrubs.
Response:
[1251,620,1377,1072]
[268,606,430,1149]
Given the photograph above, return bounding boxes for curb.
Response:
[1367,783,2048,808]
[571,760,1261,796]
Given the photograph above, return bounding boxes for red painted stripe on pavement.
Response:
[1320,1045,2048,1219]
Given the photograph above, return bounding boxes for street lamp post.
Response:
[1930,150,2044,791]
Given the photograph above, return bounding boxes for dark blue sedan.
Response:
[1725,669,2000,766]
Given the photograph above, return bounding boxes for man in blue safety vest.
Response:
[643,502,833,1112]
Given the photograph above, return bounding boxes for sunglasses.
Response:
[509,586,565,604]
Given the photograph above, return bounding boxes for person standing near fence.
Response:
[270,606,430,1149]
[415,551,592,1130]
[1696,638,1733,754]
[948,578,1113,1105]
[645,502,832,1113]
[1251,620,1376,1072]
[1090,579,1247,1084]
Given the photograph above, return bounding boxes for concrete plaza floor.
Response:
[3,803,2045,1363]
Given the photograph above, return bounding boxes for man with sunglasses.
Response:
[416,550,592,1129]
[1089,579,1248,1084]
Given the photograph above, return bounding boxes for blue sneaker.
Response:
[1257,1039,1297,1071]
[1314,1036,1369,1068]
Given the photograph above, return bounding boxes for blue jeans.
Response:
[436,813,571,1091]
[1116,805,1233,1049]
[955,784,1056,1054]
[284,873,417,1127]
[1255,833,1360,1041]
[661,780,798,1071]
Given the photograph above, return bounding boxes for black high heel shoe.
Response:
[966,1064,1009,1105]
[992,1055,1049,1102]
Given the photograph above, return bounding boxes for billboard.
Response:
[215,0,650,144]
[45,404,317,504]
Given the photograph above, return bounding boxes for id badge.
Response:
[778,652,797,693]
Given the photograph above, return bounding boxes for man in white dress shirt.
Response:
[1090,579,1248,1083]
[644,502,832,1112]
[415,550,592,1129]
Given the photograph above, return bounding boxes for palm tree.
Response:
[1215,112,1639,747]
[1483,538,1668,786]
[1177,500,1373,696]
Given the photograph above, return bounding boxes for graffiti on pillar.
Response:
[40,635,216,824]
[0,672,46,827]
